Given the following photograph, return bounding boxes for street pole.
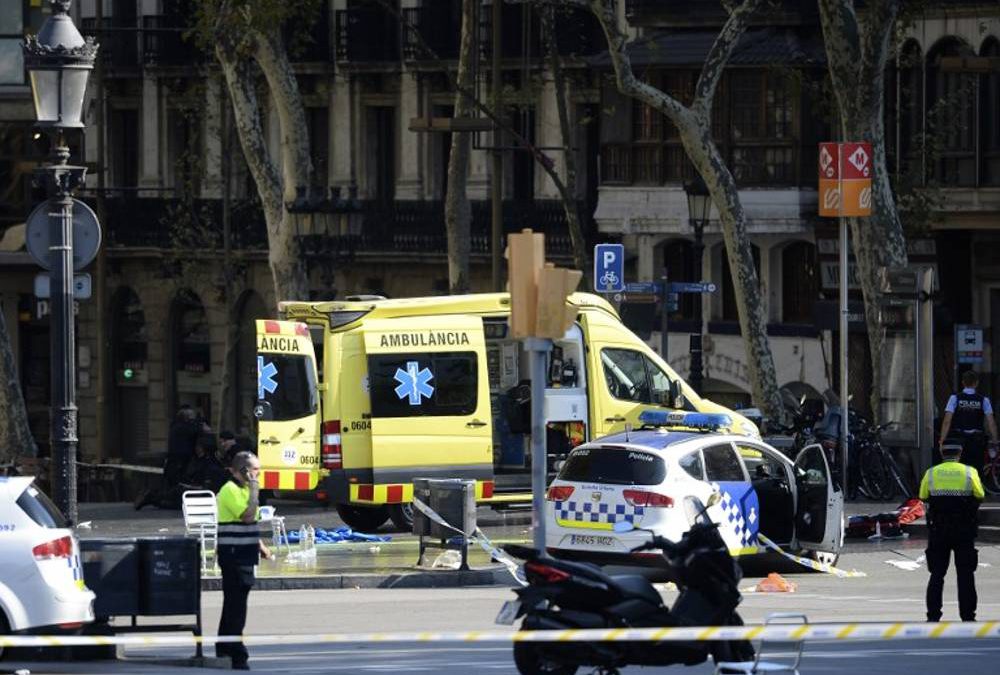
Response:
[839,214,849,492]
[660,266,669,362]
[690,222,705,395]
[490,0,503,292]
[525,337,552,554]
[45,138,86,524]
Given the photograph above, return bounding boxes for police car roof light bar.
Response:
[638,410,732,431]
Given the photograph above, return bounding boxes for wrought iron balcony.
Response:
[335,7,400,63]
[142,15,203,67]
[402,5,461,61]
[284,7,332,63]
[80,17,141,71]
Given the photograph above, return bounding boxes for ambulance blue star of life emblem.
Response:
[394,360,435,405]
[257,356,278,400]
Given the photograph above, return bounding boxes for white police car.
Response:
[545,411,844,568]
[0,476,94,653]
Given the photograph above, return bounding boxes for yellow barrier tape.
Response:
[2,622,1000,647]
[756,534,867,578]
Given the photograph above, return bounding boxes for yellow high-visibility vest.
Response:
[919,460,985,500]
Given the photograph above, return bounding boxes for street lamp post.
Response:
[23,0,98,524]
[683,176,711,396]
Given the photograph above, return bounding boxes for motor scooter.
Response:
[498,495,754,675]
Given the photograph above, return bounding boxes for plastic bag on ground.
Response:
[754,573,797,593]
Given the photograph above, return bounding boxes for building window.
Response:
[598,69,798,188]
[981,39,1000,186]
[897,41,924,179]
[927,39,977,187]
[0,2,25,85]
[720,243,760,322]
[307,106,329,188]
[109,108,139,188]
[781,242,818,324]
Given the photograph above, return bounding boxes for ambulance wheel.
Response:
[0,611,8,660]
[513,642,578,675]
[389,503,414,532]
[335,503,389,533]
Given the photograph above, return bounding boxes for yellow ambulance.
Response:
[253,293,759,531]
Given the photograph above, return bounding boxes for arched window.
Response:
[663,239,696,320]
[982,38,1000,185]
[897,41,923,178]
[781,242,819,324]
[171,289,211,419]
[720,244,760,323]
[111,288,148,459]
[927,38,977,186]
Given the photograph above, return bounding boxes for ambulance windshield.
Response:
[257,354,318,421]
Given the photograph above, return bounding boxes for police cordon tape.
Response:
[411,496,527,585]
[756,534,867,578]
[2,621,1000,648]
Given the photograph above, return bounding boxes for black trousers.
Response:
[218,562,255,664]
[958,433,986,478]
[926,530,978,622]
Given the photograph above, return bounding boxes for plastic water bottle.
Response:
[298,526,307,549]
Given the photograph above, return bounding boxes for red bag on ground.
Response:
[896,498,924,525]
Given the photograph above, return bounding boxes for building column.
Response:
[396,70,423,199]
[468,143,490,200]
[637,234,655,280]
[330,74,354,187]
[536,72,565,200]
[139,75,160,191]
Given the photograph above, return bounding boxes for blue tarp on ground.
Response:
[284,526,392,545]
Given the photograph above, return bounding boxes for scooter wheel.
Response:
[513,642,579,675]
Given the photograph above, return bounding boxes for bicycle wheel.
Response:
[983,456,1000,496]
[860,446,891,501]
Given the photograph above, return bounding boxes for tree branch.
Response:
[584,0,688,122]
[858,0,900,107]
[251,27,313,201]
[216,48,283,227]
[692,0,763,121]
[817,0,863,97]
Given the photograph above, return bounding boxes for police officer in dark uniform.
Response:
[919,443,985,622]
[939,370,999,478]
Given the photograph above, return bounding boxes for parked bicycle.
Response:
[983,441,1000,496]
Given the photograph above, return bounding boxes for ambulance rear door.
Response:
[255,320,321,490]
[362,316,494,490]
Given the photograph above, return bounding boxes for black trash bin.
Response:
[412,477,433,536]
[80,538,140,617]
[138,536,201,616]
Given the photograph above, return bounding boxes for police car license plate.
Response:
[495,600,521,625]
[570,534,615,547]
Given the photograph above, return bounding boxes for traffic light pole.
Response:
[525,337,552,554]
[660,267,669,361]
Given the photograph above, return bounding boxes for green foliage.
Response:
[189,0,323,53]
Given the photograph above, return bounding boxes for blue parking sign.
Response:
[594,243,625,293]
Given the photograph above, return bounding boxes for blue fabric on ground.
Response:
[283,526,392,545]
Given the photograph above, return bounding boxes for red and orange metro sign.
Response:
[818,142,873,218]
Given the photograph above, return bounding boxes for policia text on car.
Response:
[216,451,272,670]
[919,444,985,622]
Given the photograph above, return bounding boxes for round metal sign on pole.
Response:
[25,198,102,271]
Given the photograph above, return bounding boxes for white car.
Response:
[545,411,844,570]
[0,476,94,649]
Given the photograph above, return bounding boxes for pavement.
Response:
[73,497,1000,591]
[7,543,1000,673]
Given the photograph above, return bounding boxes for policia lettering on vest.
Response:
[919,444,985,622]
[216,451,272,670]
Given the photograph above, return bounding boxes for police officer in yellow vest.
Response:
[216,451,272,670]
[919,443,985,622]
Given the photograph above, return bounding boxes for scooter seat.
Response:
[609,575,663,606]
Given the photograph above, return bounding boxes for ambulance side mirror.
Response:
[254,401,273,421]
[668,379,685,409]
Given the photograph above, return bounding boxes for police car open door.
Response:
[254,320,321,490]
[793,443,844,553]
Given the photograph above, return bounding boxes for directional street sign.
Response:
[625,281,661,294]
[33,273,92,299]
[668,282,717,294]
[594,243,625,293]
